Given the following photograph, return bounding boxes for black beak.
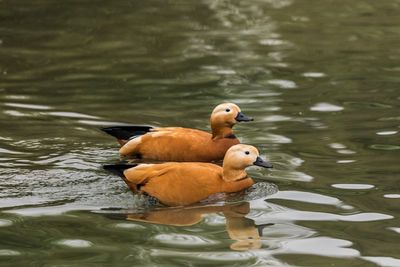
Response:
[253,156,273,168]
[235,112,253,122]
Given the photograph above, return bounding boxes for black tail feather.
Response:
[256,223,274,237]
[103,163,138,177]
[101,125,153,140]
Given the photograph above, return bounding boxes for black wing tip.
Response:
[103,163,138,177]
[101,125,153,131]
[100,127,115,135]
[101,125,153,140]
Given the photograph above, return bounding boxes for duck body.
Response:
[119,127,240,162]
[123,162,253,206]
[101,103,252,162]
[104,144,272,206]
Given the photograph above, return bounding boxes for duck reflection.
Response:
[125,202,273,250]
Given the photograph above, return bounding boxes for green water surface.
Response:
[1,1,399,266]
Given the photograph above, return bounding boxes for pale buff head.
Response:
[222,144,272,181]
[210,103,253,138]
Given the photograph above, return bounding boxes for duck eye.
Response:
[225,108,230,112]
[245,151,250,155]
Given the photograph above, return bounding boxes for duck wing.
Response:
[124,163,222,206]
[101,125,153,143]
[119,127,213,161]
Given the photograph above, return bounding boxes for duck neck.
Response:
[222,167,248,182]
[211,122,234,139]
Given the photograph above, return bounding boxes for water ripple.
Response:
[268,170,314,182]
[149,249,256,262]
[266,191,343,206]
[252,204,393,222]
[0,147,25,155]
[46,111,99,119]
[383,194,400,199]
[4,102,52,110]
[363,256,400,267]
[153,234,218,247]
[310,103,344,112]
[274,237,360,257]
[114,223,146,230]
[253,134,292,144]
[267,79,297,89]
[5,203,98,217]
[388,227,400,234]
[55,239,93,248]
[0,219,12,227]
[369,144,400,150]
[332,184,375,190]
[376,131,398,136]
[0,249,20,256]
[3,110,31,117]
[32,153,100,170]
[0,196,50,209]
[302,72,326,78]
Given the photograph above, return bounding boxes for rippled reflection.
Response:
[122,202,268,251]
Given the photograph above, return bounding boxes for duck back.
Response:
[120,127,240,162]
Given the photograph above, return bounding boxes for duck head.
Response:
[222,144,272,182]
[210,103,253,139]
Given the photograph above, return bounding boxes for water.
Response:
[1,0,399,266]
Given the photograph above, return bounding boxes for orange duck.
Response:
[101,103,253,162]
[104,144,272,206]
